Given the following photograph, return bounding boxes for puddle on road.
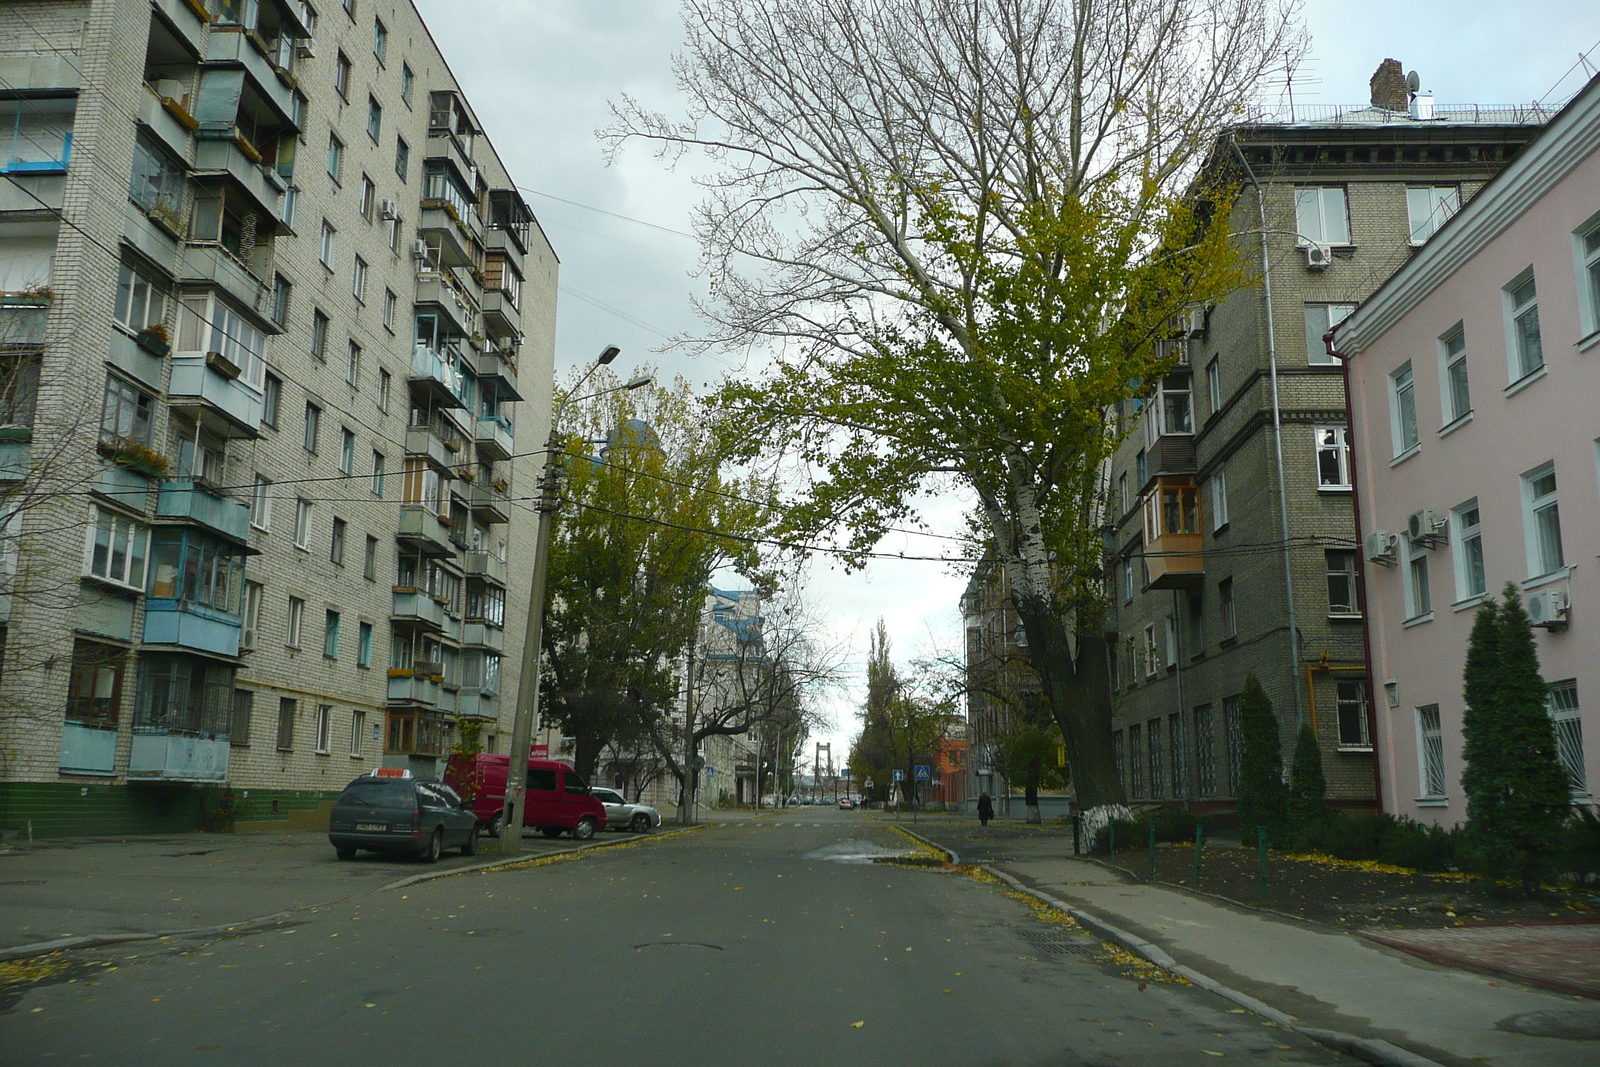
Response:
[804,840,918,865]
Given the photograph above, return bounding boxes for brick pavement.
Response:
[1362,921,1600,1000]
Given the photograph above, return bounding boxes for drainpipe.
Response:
[1229,136,1302,725]
[1325,328,1386,814]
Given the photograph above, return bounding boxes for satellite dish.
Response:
[1405,70,1421,94]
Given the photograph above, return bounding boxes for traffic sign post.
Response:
[914,765,931,781]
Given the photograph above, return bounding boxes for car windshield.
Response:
[563,773,587,794]
[338,780,414,807]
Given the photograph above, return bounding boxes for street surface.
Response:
[2,808,1350,1066]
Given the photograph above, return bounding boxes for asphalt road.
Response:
[2,809,1353,1066]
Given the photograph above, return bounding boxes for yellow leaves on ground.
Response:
[1279,851,1474,881]
[0,954,75,989]
[1093,943,1191,985]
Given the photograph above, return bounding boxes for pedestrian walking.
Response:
[977,791,994,827]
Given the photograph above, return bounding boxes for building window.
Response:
[395,136,409,181]
[1135,448,1147,486]
[330,517,347,564]
[176,293,265,387]
[1168,712,1185,799]
[1522,462,1564,578]
[367,96,382,142]
[294,499,312,549]
[1439,325,1470,424]
[66,640,125,733]
[1389,361,1418,456]
[276,697,296,750]
[114,262,168,333]
[1147,717,1165,798]
[352,255,368,303]
[263,372,281,428]
[1304,303,1354,364]
[1406,186,1460,245]
[1579,220,1600,336]
[271,274,291,326]
[1223,695,1242,794]
[371,452,386,496]
[378,369,391,412]
[231,689,253,747]
[373,16,388,62]
[350,709,366,757]
[1550,681,1586,795]
[283,184,298,227]
[286,597,304,648]
[129,130,184,217]
[334,50,351,99]
[1405,530,1431,619]
[386,213,403,253]
[1208,467,1228,530]
[1219,577,1236,640]
[303,401,321,453]
[1120,556,1134,604]
[1194,704,1216,796]
[1315,426,1350,488]
[363,534,378,580]
[242,580,262,651]
[382,288,397,330]
[319,220,336,268]
[1417,705,1446,799]
[310,309,329,361]
[1186,592,1204,655]
[1127,722,1143,797]
[1113,730,1126,793]
[100,373,154,447]
[1162,615,1178,668]
[1451,500,1486,601]
[358,175,376,221]
[1336,681,1369,748]
[337,428,355,475]
[358,622,374,668]
[250,474,272,529]
[1326,550,1358,615]
[1294,186,1349,246]
[85,506,149,590]
[314,703,332,753]
[1506,273,1543,382]
[324,610,341,659]
[1143,623,1158,678]
[326,132,344,182]
[401,63,414,107]
[1205,358,1221,413]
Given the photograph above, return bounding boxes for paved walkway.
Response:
[1364,923,1600,1000]
[911,819,1600,1067]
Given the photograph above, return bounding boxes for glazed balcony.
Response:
[477,350,522,401]
[167,353,264,438]
[409,343,468,410]
[1141,477,1204,590]
[200,27,298,129]
[404,423,463,470]
[193,133,285,222]
[413,273,475,337]
[462,621,504,652]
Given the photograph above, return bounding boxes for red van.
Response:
[444,753,609,840]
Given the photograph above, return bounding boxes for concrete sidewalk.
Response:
[910,821,1598,1066]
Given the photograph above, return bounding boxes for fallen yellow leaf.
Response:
[851,1021,865,1029]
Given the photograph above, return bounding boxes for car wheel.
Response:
[422,826,443,863]
[629,813,651,834]
[461,825,478,857]
[574,816,597,841]
[335,845,357,861]
[540,827,562,839]
[486,811,503,839]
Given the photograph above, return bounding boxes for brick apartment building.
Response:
[0,0,556,836]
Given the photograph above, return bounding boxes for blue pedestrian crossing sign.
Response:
[915,765,932,781]
[892,768,904,782]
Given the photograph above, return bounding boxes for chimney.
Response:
[1370,59,1409,113]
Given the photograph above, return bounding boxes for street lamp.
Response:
[499,346,650,854]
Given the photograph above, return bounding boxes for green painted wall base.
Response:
[0,781,342,839]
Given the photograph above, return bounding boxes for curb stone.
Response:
[978,864,1449,1067]
[0,824,710,963]
[891,825,960,866]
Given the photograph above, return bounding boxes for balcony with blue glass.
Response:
[141,529,247,658]
[0,98,72,212]
[410,339,469,410]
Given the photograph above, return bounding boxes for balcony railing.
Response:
[391,588,446,631]
[397,505,456,557]
[409,343,467,409]
[473,415,513,461]
[157,478,251,542]
[128,731,230,783]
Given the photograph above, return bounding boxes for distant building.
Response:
[1333,73,1600,822]
[1102,66,1547,814]
[960,559,1041,808]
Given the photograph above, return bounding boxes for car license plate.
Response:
[356,822,386,832]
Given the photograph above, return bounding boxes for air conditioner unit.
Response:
[1526,590,1570,630]
[1305,243,1332,270]
[295,40,316,59]
[1407,508,1445,546]
[379,199,399,220]
[412,239,432,260]
[1185,306,1208,338]
[1364,530,1397,566]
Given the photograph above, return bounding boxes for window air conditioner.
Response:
[380,199,399,220]
[1407,508,1444,547]
[295,40,316,59]
[1364,530,1397,565]
[1526,590,1569,630]
[1305,243,1332,270]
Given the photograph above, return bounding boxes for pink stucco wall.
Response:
[1347,142,1600,826]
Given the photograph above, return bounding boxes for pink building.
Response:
[1332,75,1600,824]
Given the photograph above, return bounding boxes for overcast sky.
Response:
[415,0,1600,767]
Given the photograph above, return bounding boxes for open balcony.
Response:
[167,353,264,438]
[462,621,504,652]
[387,672,442,709]
[193,133,284,222]
[404,423,463,470]
[200,28,298,130]
[473,414,513,462]
[469,482,510,525]
[129,731,230,783]
[143,603,242,656]
[480,289,518,340]
[397,505,456,558]
[59,722,118,776]
[1141,476,1204,590]
[156,478,251,542]
[477,350,522,401]
[414,273,475,337]
[391,588,446,632]
[464,551,507,586]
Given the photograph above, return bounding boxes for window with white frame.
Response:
[1208,466,1229,530]
[1506,273,1543,382]
[1325,549,1358,615]
[1389,362,1418,456]
[314,703,332,753]
[1417,705,1446,799]
[1121,556,1134,603]
[352,255,368,303]
[1549,681,1586,795]
[1219,577,1236,640]
[350,709,366,756]
[358,622,374,669]
[358,175,376,221]
[1406,186,1460,245]
[85,506,149,590]
[1336,680,1370,748]
[286,596,304,648]
[339,428,355,475]
[177,293,265,388]
[1206,357,1221,414]
[1294,186,1350,246]
[294,498,312,549]
[1579,220,1600,336]
[1117,471,1128,516]
[100,373,153,446]
[382,288,397,330]
[371,452,386,497]
[1404,529,1431,620]
[113,263,167,334]
[1315,426,1351,489]
[319,220,336,268]
[241,580,262,651]
[1451,500,1486,602]
[326,133,343,182]
[1303,304,1354,364]
[250,474,271,530]
[1439,324,1470,424]
[1522,463,1564,578]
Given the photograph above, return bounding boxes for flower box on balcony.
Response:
[135,329,170,357]
[206,350,242,380]
[388,668,414,678]
[162,96,199,131]
[102,439,170,478]
[0,427,32,444]
[181,0,211,22]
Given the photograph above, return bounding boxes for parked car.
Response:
[443,753,608,840]
[838,798,856,810]
[327,770,478,862]
[588,787,662,833]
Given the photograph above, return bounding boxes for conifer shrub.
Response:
[1236,673,1288,841]
[1288,719,1327,835]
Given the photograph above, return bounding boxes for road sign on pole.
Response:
[892,768,904,782]
[914,765,931,781]
[841,768,852,778]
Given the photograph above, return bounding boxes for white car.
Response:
[588,787,662,833]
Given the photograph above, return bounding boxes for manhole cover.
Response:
[1015,929,1096,956]
[1498,1009,1600,1040]
[633,941,723,952]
